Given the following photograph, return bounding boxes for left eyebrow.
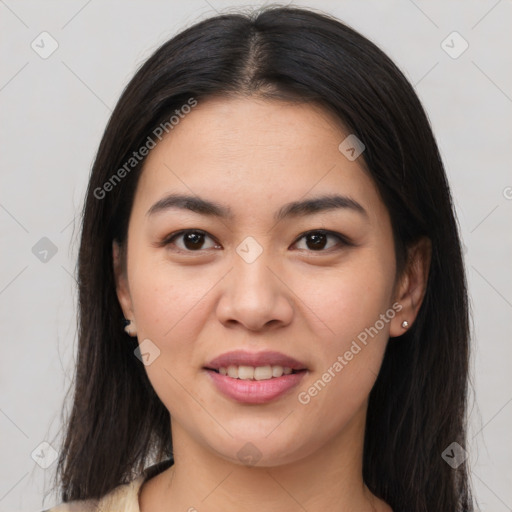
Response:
[146,193,368,220]
[274,194,368,221]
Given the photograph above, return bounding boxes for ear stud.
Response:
[401,320,409,329]
[123,318,136,336]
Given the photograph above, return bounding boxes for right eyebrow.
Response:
[146,194,233,219]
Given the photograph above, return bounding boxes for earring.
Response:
[401,320,409,329]
[123,318,136,336]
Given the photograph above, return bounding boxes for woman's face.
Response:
[115,96,410,466]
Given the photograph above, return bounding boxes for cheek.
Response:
[127,259,216,416]
[129,255,214,341]
[292,253,394,411]
[297,254,395,345]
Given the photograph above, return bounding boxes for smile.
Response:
[217,365,296,380]
[204,350,308,404]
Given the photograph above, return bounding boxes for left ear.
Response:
[389,236,432,337]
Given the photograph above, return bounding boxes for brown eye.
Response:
[293,230,347,251]
[165,230,219,251]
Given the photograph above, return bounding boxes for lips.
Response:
[203,350,308,404]
[205,350,307,371]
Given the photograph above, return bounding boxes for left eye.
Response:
[293,230,346,251]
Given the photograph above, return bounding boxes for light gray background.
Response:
[1,1,511,511]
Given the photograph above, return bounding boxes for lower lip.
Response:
[205,369,307,404]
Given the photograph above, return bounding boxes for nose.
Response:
[215,255,294,332]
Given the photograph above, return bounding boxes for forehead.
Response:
[147,96,349,164]
[133,96,387,223]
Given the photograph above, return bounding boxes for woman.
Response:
[44,5,474,512]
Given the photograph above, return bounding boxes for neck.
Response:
[143,404,391,512]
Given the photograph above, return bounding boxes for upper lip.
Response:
[205,350,307,371]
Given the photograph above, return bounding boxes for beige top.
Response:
[43,459,173,512]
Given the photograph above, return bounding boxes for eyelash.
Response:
[160,229,352,253]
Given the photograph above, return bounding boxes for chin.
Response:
[203,430,316,469]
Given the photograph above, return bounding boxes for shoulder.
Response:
[42,474,145,512]
[39,498,99,512]
[42,458,173,512]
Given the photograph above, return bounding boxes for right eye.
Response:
[162,229,221,252]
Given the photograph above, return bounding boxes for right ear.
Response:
[113,240,134,320]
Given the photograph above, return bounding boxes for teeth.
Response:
[272,365,283,377]
[254,366,272,380]
[238,365,254,380]
[217,365,295,380]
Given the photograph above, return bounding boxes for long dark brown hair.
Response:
[49,5,475,511]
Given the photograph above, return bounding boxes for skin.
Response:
[113,96,431,512]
